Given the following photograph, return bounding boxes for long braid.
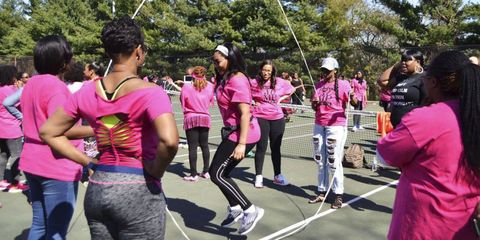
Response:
[334,77,340,101]
[459,64,480,173]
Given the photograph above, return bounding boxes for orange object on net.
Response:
[377,112,394,137]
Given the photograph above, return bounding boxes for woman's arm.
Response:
[231,103,250,160]
[39,108,94,166]
[3,88,23,120]
[143,113,179,178]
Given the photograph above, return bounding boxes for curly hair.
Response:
[192,66,208,91]
[101,16,144,60]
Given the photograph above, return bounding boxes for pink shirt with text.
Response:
[0,85,22,139]
[251,77,294,120]
[19,74,83,181]
[63,80,172,169]
[312,80,351,126]
[351,78,367,108]
[377,100,480,240]
[216,75,260,144]
[180,82,214,130]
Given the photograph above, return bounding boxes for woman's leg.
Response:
[254,118,269,176]
[269,118,286,176]
[198,127,211,174]
[313,125,328,193]
[186,128,200,176]
[209,139,255,210]
[5,137,23,184]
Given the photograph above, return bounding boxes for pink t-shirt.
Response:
[251,77,294,120]
[19,74,83,181]
[0,85,22,139]
[377,100,480,240]
[180,82,214,130]
[351,78,367,108]
[63,80,173,169]
[216,75,260,144]
[312,79,351,126]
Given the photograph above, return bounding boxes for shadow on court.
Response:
[166,198,247,240]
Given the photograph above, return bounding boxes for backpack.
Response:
[343,144,365,168]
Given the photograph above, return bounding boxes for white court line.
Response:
[259,180,399,240]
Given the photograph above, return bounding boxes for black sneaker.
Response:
[238,206,264,235]
[221,206,243,227]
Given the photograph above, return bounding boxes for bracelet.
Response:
[86,162,97,171]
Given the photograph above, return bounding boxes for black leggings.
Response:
[353,101,363,126]
[254,118,285,176]
[186,127,210,176]
[291,93,303,105]
[209,140,256,210]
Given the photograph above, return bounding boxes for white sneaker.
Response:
[254,175,263,188]
[238,206,264,235]
[351,126,358,132]
[273,174,290,186]
[358,125,365,130]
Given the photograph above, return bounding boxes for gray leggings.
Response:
[0,137,23,183]
[84,171,166,240]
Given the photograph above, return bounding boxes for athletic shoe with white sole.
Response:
[221,206,244,227]
[238,206,265,235]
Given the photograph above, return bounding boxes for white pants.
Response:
[313,124,347,194]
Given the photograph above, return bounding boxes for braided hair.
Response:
[427,50,480,174]
[334,77,340,101]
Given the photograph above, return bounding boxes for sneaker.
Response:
[358,125,365,130]
[183,175,199,182]
[331,194,343,209]
[8,183,29,193]
[351,126,358,132]
[308,192,326,204]
[254,175,263,188]
[0,180,10,190]
[200,172,210,179]
[273,174,290,186]
[221,206,244,227]
[238,206,265,235]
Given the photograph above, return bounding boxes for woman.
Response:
[0,65,26,193]
[209,43,263,235]
[83,61,104,82]
[309,57,351,209]
[3,72,30,121]
[390,50,426,128]
[290,72,305,106]
[377,51,480,239]
[351,71,368,131]
[40,17,178,239]
[18,35,94,240]
[251,60,294,188]
[180,66,214,182]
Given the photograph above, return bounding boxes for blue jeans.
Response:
[25,172,78,240]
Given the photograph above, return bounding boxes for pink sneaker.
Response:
[8,183,29,193]
[200,172,210,179]
[183,175,199,182]
[0,180,10,190]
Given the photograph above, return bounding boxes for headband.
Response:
[215,45,229,57]
[191,73,205,80]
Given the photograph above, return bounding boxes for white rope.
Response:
[275,0,317,96]
[104,0,148,76]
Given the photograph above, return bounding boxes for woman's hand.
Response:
[230,143,246,161]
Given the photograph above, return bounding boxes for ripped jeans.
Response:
[312,124,347,194]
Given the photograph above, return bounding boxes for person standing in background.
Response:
[351,71,368,131]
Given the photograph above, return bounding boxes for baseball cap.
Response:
[321,57,339,71]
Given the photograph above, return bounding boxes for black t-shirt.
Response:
[390,73,426,127]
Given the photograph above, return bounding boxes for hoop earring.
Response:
[415,65,424,74]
